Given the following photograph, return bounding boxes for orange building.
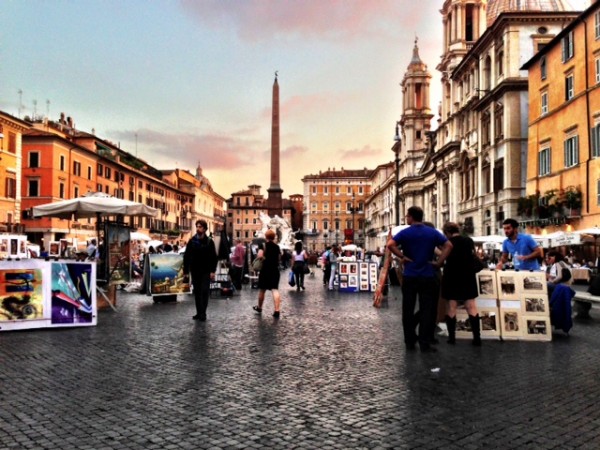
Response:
[522,2,600,232]
[0,112,29,233]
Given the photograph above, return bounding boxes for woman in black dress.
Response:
[441,222,481,345]
[253,229,282,318]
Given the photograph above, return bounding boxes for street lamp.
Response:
[393,121,401,225]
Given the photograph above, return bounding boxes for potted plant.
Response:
[564,186,582,216]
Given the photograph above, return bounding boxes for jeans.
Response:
[193,272,211,318]
[401,276,439,348]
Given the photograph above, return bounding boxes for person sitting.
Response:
[546,250,572,298]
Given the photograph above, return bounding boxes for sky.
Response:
[0,0,590,198]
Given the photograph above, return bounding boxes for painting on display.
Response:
[148,254,190,296]
[498,273,520,300]
[476,270,497,298]
[0,268,44,321]
[499,308,523,340]
[0,239,7,259]
[521,294,549,316]
[523,317,552,341]
[479,310,500,338]
[51,262,95,325]
[520,272,547,295]
[106,224,131,286]
[49,241,60,257]
[455,310,472,340]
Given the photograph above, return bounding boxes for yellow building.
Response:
[522,1,600,231]
[301,168,371,252]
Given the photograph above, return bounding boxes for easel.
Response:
[96,255,128,312]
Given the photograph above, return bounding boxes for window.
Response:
[541,91,548,115]
[564,135,579,168]
[87,166,92,180]
[335,186,340,194]
[497,50,504,77]
[540,56,547,80]
[28,179,39,197]
[347,186,352,194]
[311,186,317,195]
[5,177,16,199]
[73,161,81,176]
[59,183,65,199]
[591,123,600,157]
[346,201,352,211]
[539,147,551,176]
[7,132,16,154]
[598,179,600,206]
[323,186,328,195]
[97,183,102,192]
[97,163,103,176]
[595,11,600,39]
[105,167,111,179]
[323,201,329,211]
[596,58,600,84]
[562,31,574,62]
[60,155,66,171]
[311,221,317,230]
[323,220,329,230]
[565,74,574,101]
[29,152,40,168]
[74,186,79,198]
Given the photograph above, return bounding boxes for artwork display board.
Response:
[496,270,551,342]
[337,262,378,293]
[0,260,97,331]
[146,253,190,296]
[0,235,28,259]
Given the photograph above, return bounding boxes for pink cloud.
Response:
[262,93,350,120]
[109,128,262,170]
[337,145,383,160]
[180,0,407,42]
[281,145,309,159]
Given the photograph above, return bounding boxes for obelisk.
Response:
[267,71,283,216]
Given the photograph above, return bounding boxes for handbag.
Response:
[252,257,264,272]
[473,254,486,273]
[288,270,296,287]
[303,262,310,274]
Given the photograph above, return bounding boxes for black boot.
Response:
[469,314,481,346]
[446,315,456,345]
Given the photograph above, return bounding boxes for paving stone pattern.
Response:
[1,272,600,449]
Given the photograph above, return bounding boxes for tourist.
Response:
[328,245,340,291]
[292,241,308,291]
[441,222,481,346]
[253,229,282,318]
[182,219,218,322]
[230,239,246,290]
[386,206,452,353]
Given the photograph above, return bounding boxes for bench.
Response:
[573,291,600,319]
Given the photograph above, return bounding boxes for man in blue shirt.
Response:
[387,206,453,353]
[496,218,543,271]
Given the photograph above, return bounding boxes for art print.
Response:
[479,309,500,337]
[348,276,358,287]
[520,272,547,295]
[340,264,348,274]
[349,264,357,274]
[476,270,497,298]
[51,262,95,324]
[49,241,60,257]
[522,294,549,316]
[524,317,552,341]
[499,309,522,339]
[148,254,190,296]
[498,273,519,300]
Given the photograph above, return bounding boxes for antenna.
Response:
[17,89,23,118]
[32,99,37,120]
[46,99,50,118]
[135,133,138,157]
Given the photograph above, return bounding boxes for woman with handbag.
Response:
[292,241,308,291]
[441,222,481,346]
[546,250,572,298]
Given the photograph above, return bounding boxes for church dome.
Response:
[487,0,576,27]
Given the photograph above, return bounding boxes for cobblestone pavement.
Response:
[1,272,600,449]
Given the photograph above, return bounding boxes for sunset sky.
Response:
[1,0,589,198]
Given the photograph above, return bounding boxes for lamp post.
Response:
[393,122,401,225]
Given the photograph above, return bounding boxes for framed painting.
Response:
[520,272,547,295]
[521,294,550,316]
[523,316,552,341]
[498,273,520,300]
[476,270,497,298]
[499,308,523,340]
[479,309,500,338]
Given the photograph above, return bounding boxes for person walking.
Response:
[230,239,246,290]
[321,246,332,286]
[387,206,452,353]
[183,220,218,322]
[496,218,543,271]
[441,222,481,346]
[253,229,282,318]
[292,241,308,291]
[328,245,340,291]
